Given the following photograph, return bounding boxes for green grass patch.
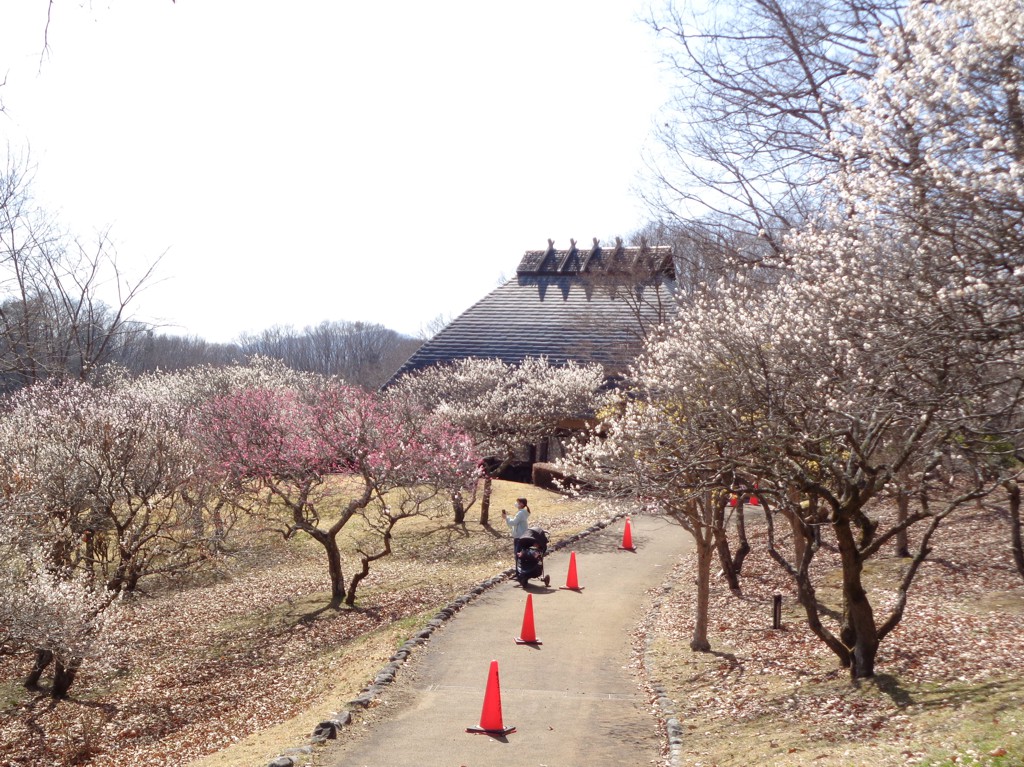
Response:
[0,680,24,711]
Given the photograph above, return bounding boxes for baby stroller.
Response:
[516,527,551,588]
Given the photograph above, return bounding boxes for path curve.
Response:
[314,514,692,767]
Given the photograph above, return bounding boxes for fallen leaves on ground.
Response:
[0,489,609,767]
[644,502,1024,767]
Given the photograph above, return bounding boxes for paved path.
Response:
[317,515,692,767]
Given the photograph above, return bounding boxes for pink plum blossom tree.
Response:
[195,378,477,607]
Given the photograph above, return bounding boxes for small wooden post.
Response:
[772,594,783,629]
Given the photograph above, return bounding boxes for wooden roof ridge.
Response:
[516,237,674,277]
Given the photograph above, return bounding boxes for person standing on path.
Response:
[501,497,530,575]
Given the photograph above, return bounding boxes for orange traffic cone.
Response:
[466,660,516,735]
[618,516,636,551]
[559,551,584,591]
[514,594,542,645]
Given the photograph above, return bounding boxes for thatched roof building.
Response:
[388,237,676,384]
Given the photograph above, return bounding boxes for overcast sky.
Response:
[1,2,671,342]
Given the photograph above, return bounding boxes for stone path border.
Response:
[634,559,689,767]
[265,513,628,767]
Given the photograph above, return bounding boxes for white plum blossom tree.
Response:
[560,387,741,651]
[0,547,122,697]
[0,378,208,696]
[569,0,1023,678]
[387,357,609,524]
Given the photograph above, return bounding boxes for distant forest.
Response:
[0,312,423,395]
[111,320,424,390]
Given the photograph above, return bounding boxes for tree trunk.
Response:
[125,566,142,593]
[791,563,852,668]
[480,457,515,525]
[764,498,851,668]
[479,475,493,525]
[834,515,878,678]
[732,498,751,574]
[807,496,822,550]
[712,492,741,592]
[452,490,467,526]
[25,649,53,689]
[691,534,713,652]
[785,507,807,567]
[51,659,79,699]
[84,531,99,577]
[1007,480,1023,581]
[895,489,911,558]
[210,499,227,551]
[346,522,399,606]
[321,533,346,606]
[783,485,809,564]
